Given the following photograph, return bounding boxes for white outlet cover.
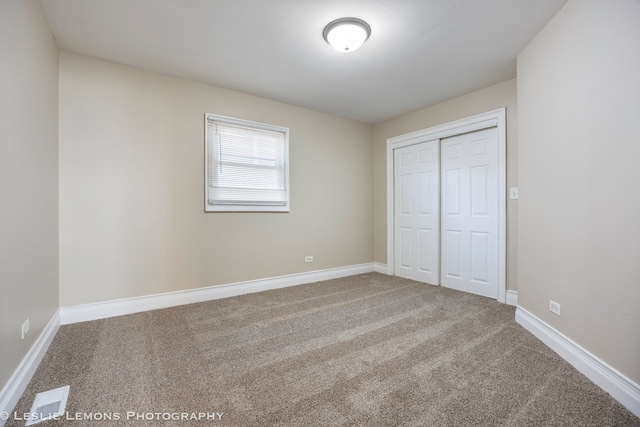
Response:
[549,300,561,316]
[22,318,29,339]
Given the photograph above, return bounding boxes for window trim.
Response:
[204,113,290,212]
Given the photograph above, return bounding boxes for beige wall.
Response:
[518,0,640,383]
[59,52,373,307]
[0,1,59,390]
[372,79,519,291]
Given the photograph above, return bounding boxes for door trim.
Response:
[386,108,507,303]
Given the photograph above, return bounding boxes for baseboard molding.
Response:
[60,263,376,325]
[0,310,61,427]
[373,263,389,274]
[505,290,518,306]
[515,306,640,418]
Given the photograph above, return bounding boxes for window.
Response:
[205,114,289,212]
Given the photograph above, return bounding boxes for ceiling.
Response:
[38,0,567,124]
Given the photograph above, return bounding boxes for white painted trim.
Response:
[0,310,61,427]
[516,306,640,418]
[60,263,375,325]
[505,290,518,306]
[387,117,498,147]
[386,108,508,303]
[373,263,389,274]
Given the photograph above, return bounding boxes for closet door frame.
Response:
[386,108,507,303]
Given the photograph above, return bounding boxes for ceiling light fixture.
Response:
[322,17,371,53]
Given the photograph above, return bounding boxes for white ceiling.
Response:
[38,0,567,124]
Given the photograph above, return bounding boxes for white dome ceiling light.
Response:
[322,17,371,53]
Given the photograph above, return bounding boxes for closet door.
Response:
[440,128,499,298]
[394,140,440,284]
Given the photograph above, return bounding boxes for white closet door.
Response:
[394,140,440,284]
[440,127,499,298]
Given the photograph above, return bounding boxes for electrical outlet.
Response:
[22,318,29,339]
[305,256,313,263]
[549,300,561,316]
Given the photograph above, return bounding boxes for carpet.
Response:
[6,273,639,426]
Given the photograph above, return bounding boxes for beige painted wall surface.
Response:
[372,79,518,290]
[59,52,373,307]
[0,0,59,390]
[518,0,640,383]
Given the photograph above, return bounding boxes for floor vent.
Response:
[25,385,70,426]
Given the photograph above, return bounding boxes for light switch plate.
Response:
[509,187,519,200]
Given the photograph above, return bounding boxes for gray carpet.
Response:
[7,273,639,426]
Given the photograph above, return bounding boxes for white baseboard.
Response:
[0,310,61,427]
[515,306,640,418]
[505,290,518,306]
[60,263,376,325]
[373,263,389,274]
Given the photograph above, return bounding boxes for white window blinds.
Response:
[205,114,289,212]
